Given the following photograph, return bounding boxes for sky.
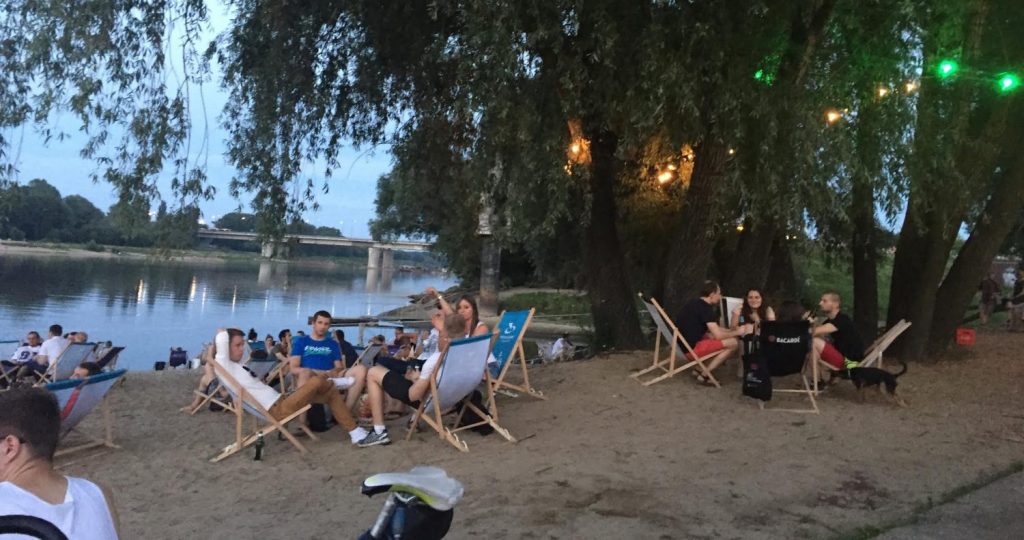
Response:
[5,2,390,239]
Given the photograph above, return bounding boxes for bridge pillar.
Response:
[261,241,275,259]
[381,249,394,272]
[258,261,273,285]
[367,247,382,270]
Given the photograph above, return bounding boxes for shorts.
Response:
[689,337,725,359]
[381,370,420,407]
[819,342,859,370]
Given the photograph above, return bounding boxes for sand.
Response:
[58,330,1023,539]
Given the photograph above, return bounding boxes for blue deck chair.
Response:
[45,369,127,457]
[38,342,97,384]
[487,309,545,399]
[406,334,515,452]
[208,359,318,462]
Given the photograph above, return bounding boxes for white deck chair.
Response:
[208,360,317,462]
[720,296,744,327]
[45,369,127,457]
[859,320,911,369]
[406,334,515,452]
[632,294,720,387]
[488,309,544,399]
[40,342,97,384]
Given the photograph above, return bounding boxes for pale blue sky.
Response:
[6,2,389,239]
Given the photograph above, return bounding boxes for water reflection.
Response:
[0,256,452,370]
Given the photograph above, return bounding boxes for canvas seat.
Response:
[406,334,515,452]
[631,294,719,387]
[488,309,544,399]
[752,321,819,414]
[45,369,128,457]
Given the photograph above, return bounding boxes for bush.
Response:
[84,240,104,252]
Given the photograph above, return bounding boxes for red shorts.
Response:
[688,337,725,359]
[820,342,845,370]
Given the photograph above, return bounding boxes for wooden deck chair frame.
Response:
[46,369,127,458]
[405,335,515,452]
[188,378,236,415]
[632,294,720,387]
[208,360,318,462]
[755,323,820,414]
[0,340,20,384]
[488,308,545,399]
[860,320,911,369]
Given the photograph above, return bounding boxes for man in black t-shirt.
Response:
[812,291,865,370]
[673,281,753,383]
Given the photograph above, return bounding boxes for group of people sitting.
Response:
[2,324,112,387]
[182,286,492,449]
[675,281,865,384]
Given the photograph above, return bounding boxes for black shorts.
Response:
[381,370,420,407]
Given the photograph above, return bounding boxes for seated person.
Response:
[730,288,776,328]
[426,287,490,337]
[811,291,865,371]
[550,333,574,361]
[391,326,406,347]
[72,331,89,344]
[674,281,753,384]
[13,325,68,384]
[333,329,360,368]
[356,313,465,448]
[3,331,42,370]
[213,328,368,444]
[71,361,102,380]
[0,388,120,538]
[289,311,367,411]
[369,334,386,346]
[180,344,221,412]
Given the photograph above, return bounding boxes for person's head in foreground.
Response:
[0,388,120,537]
[818,291,841,317]
[311,310,331,339]
[699,281,721,303]
[71,362,102,380]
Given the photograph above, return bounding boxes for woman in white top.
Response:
[425,287,489,337]
[729,288,776,330]
[0,388,120,539]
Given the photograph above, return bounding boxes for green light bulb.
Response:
[936,59,958,79]
[998,73,1020,93]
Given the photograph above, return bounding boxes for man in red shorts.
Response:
[812,291,865,371]
[674,281,753,384]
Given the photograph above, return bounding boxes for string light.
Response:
[736,224,745,232]
[997,73,1020,93]
[657,171,674,184]
[825,109,842,125]
[667,163,677,171]
[877,86,890,98]
[936,59,959,80]
[570,142,581,155]
[904,81,919,93]
[727,148,736,156]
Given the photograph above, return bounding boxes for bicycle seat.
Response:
[361,466,464,511]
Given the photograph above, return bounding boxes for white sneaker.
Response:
[349,426,369,444]
[330,376,355,389]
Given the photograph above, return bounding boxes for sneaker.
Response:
[356,429,391,447]
[330,376,355,389]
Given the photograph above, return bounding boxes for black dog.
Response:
[838,360,908,406]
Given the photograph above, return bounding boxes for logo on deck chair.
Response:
[503,322,517,335]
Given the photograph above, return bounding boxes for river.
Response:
[0,255,455,371]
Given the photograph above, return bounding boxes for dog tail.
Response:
[893,358,908,378]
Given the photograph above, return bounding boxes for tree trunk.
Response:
[765,234,800,299]
[661,140,729,316]
[929,148,1024,354]
[850,173,879,341]
[721,219,777,297]
[581,127,644,350]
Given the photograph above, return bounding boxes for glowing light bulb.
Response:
[657,171,674,184]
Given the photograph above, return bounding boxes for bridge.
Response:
[196,229,433,270]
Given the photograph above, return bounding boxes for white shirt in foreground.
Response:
[212,331,281,411]
[0,477,118,540]
[37,336,69,363]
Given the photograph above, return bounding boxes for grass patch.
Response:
[500,291,590,316]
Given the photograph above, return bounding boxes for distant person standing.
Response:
[978,273,1002,325]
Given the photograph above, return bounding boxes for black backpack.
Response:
[306,403,333,432]
[742,351,772,402]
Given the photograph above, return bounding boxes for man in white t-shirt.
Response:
[550,333,574,361]
[356,312,464,447]
[12,325,68,384]
[212,328,369,444]
[0,388,120,539]
[3,332,42,368]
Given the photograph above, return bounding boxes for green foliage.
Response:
[213,212,257,232]
[500,292,590,317]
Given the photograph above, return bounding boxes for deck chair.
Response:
[406,334,515,452]
[0,340,19,360]
[208,360,318,462]
[247,357,278,381]
[95,346,125,370]
[357,344,384,367]
[860,320,911,369]
[38,342,97,384]
[632,294,720,387]
[45,369,127,457]
[753,321,819,414]
[188,344,253,414]
[720,296,744,327]
[488,309,545,399]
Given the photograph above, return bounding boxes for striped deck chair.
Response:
[38,342,97,384]
[488,309,545,399]
[45,369,127,457]
[632,294,720,387]
[208,359,317,462]
[406,334,515,452]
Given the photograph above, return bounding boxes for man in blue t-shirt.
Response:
[289,310,367,411]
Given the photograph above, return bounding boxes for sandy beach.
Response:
[56,330,1023,539]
